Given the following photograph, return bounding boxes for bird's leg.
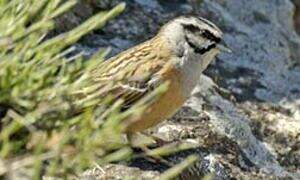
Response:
[127,132,172,165]
[127,131,173,148]
[127,132,156,148]
[144,133,171,147]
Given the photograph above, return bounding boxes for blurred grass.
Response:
[0,0,198,178]
[160,155,198,180]
[0,0,131,177]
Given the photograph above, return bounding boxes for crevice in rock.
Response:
[293,0,300,34]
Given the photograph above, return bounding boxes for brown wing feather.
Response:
[89,37,169,109]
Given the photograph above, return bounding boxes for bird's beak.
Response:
[216,41,232,53]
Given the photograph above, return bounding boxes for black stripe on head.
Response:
[202,30,221,43]
[182,24,200,33]
[185,35,216,54]
[182,24,201,33]
[182,24,221,43]
[198,17,218,30]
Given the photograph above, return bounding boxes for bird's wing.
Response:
[89,41,168,109]
[91,67,164,110]
[111,74,161,108]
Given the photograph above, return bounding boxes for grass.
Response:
[0,0,131,177]
[0,0,198,178]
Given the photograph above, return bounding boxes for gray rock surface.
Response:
[81,164,160,180]
[203,0,300,107]
[60,0,300,179]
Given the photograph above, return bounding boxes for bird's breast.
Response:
[125,64,187,133]
[176,55,204,98]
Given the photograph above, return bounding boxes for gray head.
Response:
[159,16,229,58]
[157,16,229,96]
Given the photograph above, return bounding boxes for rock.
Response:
[202,0,300,105]
[54,1,94,33]
[130,147,231,180]
[88,0,121,10]
[134,0,161,10]
[189,75,297,178]
[198,1,300,177]
[81,164,160,180]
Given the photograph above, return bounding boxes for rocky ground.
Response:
[58,0,300,179]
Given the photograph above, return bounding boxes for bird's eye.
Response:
[202,30,221,43]
[182,24,200,33]
[182,24,221,43]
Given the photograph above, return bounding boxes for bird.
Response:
[87,16,230,135]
